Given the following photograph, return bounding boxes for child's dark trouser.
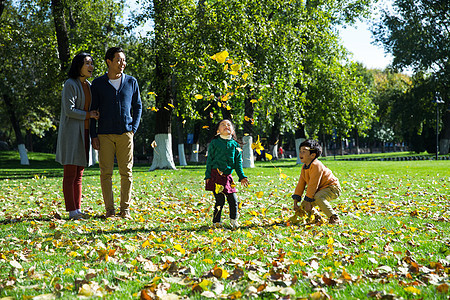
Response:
[213,192,239,223]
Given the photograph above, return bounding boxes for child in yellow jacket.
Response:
[292,139,342,224]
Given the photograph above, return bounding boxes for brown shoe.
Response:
[329,215,342,225]
[105,209,116,218]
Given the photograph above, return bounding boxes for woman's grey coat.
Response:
[56,78,93,166]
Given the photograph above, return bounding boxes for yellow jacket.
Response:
[294,159,339,201]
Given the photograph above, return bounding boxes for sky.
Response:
[339,21,393,70]
[338,0,395,70]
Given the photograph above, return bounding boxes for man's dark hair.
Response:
[67,52,92,79]
[299,139,322,158]
[105,47,124,65]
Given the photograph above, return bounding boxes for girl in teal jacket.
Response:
[205,119,249,228]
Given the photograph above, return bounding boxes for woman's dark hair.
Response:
[68,52,92,79]
[105,47,124,65]
[299,139,322,158]
[212,119,242,145]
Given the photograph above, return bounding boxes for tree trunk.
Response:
[150,0,176,170]
[176,116,187,166]
[440,109,450,154]
[268,112,281,160]
[322,133,327,157]
[3,94,29,165]
[295,123,306,164]
[190,121,201,162]
[0,0,5,18]
[51,0,70,73]
[242,91,254,168]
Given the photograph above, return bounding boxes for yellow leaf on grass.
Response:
[195,94,203,99]
[256,191,263,198]
[226,105,232,111]
[404,286,421,294]
[199,279,211,289]
[174,244,186,255]
[242,73,249,80]
[279,173,287,179]
[203,259,213,264]
[229,71,239,76]
[213,266,229,279]
[223,64,229,71]
[327,237,334,245]
[63,268,75,275]
[142,240,150,248]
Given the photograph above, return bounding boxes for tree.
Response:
[373,0,450,153]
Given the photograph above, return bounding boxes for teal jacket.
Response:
[205,137,246,181]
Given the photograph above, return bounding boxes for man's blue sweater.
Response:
[90,73,142,138]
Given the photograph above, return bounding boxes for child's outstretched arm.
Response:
[240,177,249,187]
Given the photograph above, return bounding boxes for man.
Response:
[90,47,142,219]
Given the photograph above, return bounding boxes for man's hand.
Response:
[91,137,100,150]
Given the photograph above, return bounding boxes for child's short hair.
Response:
[299,139,322,158]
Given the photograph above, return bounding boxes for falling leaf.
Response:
[202,126,209,129]
[148,92,156,95]
[251,135,264,155]
[226,105,232,111]
[195,94,203,99]
[265,153,272,160]
[230,64,241,72]
[215,184,224,194]
[168,103,175,108]
[213,50,229,64]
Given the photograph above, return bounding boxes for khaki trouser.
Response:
[301,184,341,218]
[98,132,134,213]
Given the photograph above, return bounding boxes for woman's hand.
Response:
[89,110,99,120]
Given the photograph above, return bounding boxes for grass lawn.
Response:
[0,151,449,299]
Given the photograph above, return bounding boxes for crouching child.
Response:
[292,139,342,225]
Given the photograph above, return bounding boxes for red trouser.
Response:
[63,129,89,211]
[63,165,84,211]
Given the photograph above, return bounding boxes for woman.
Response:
[56,53,99,220]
